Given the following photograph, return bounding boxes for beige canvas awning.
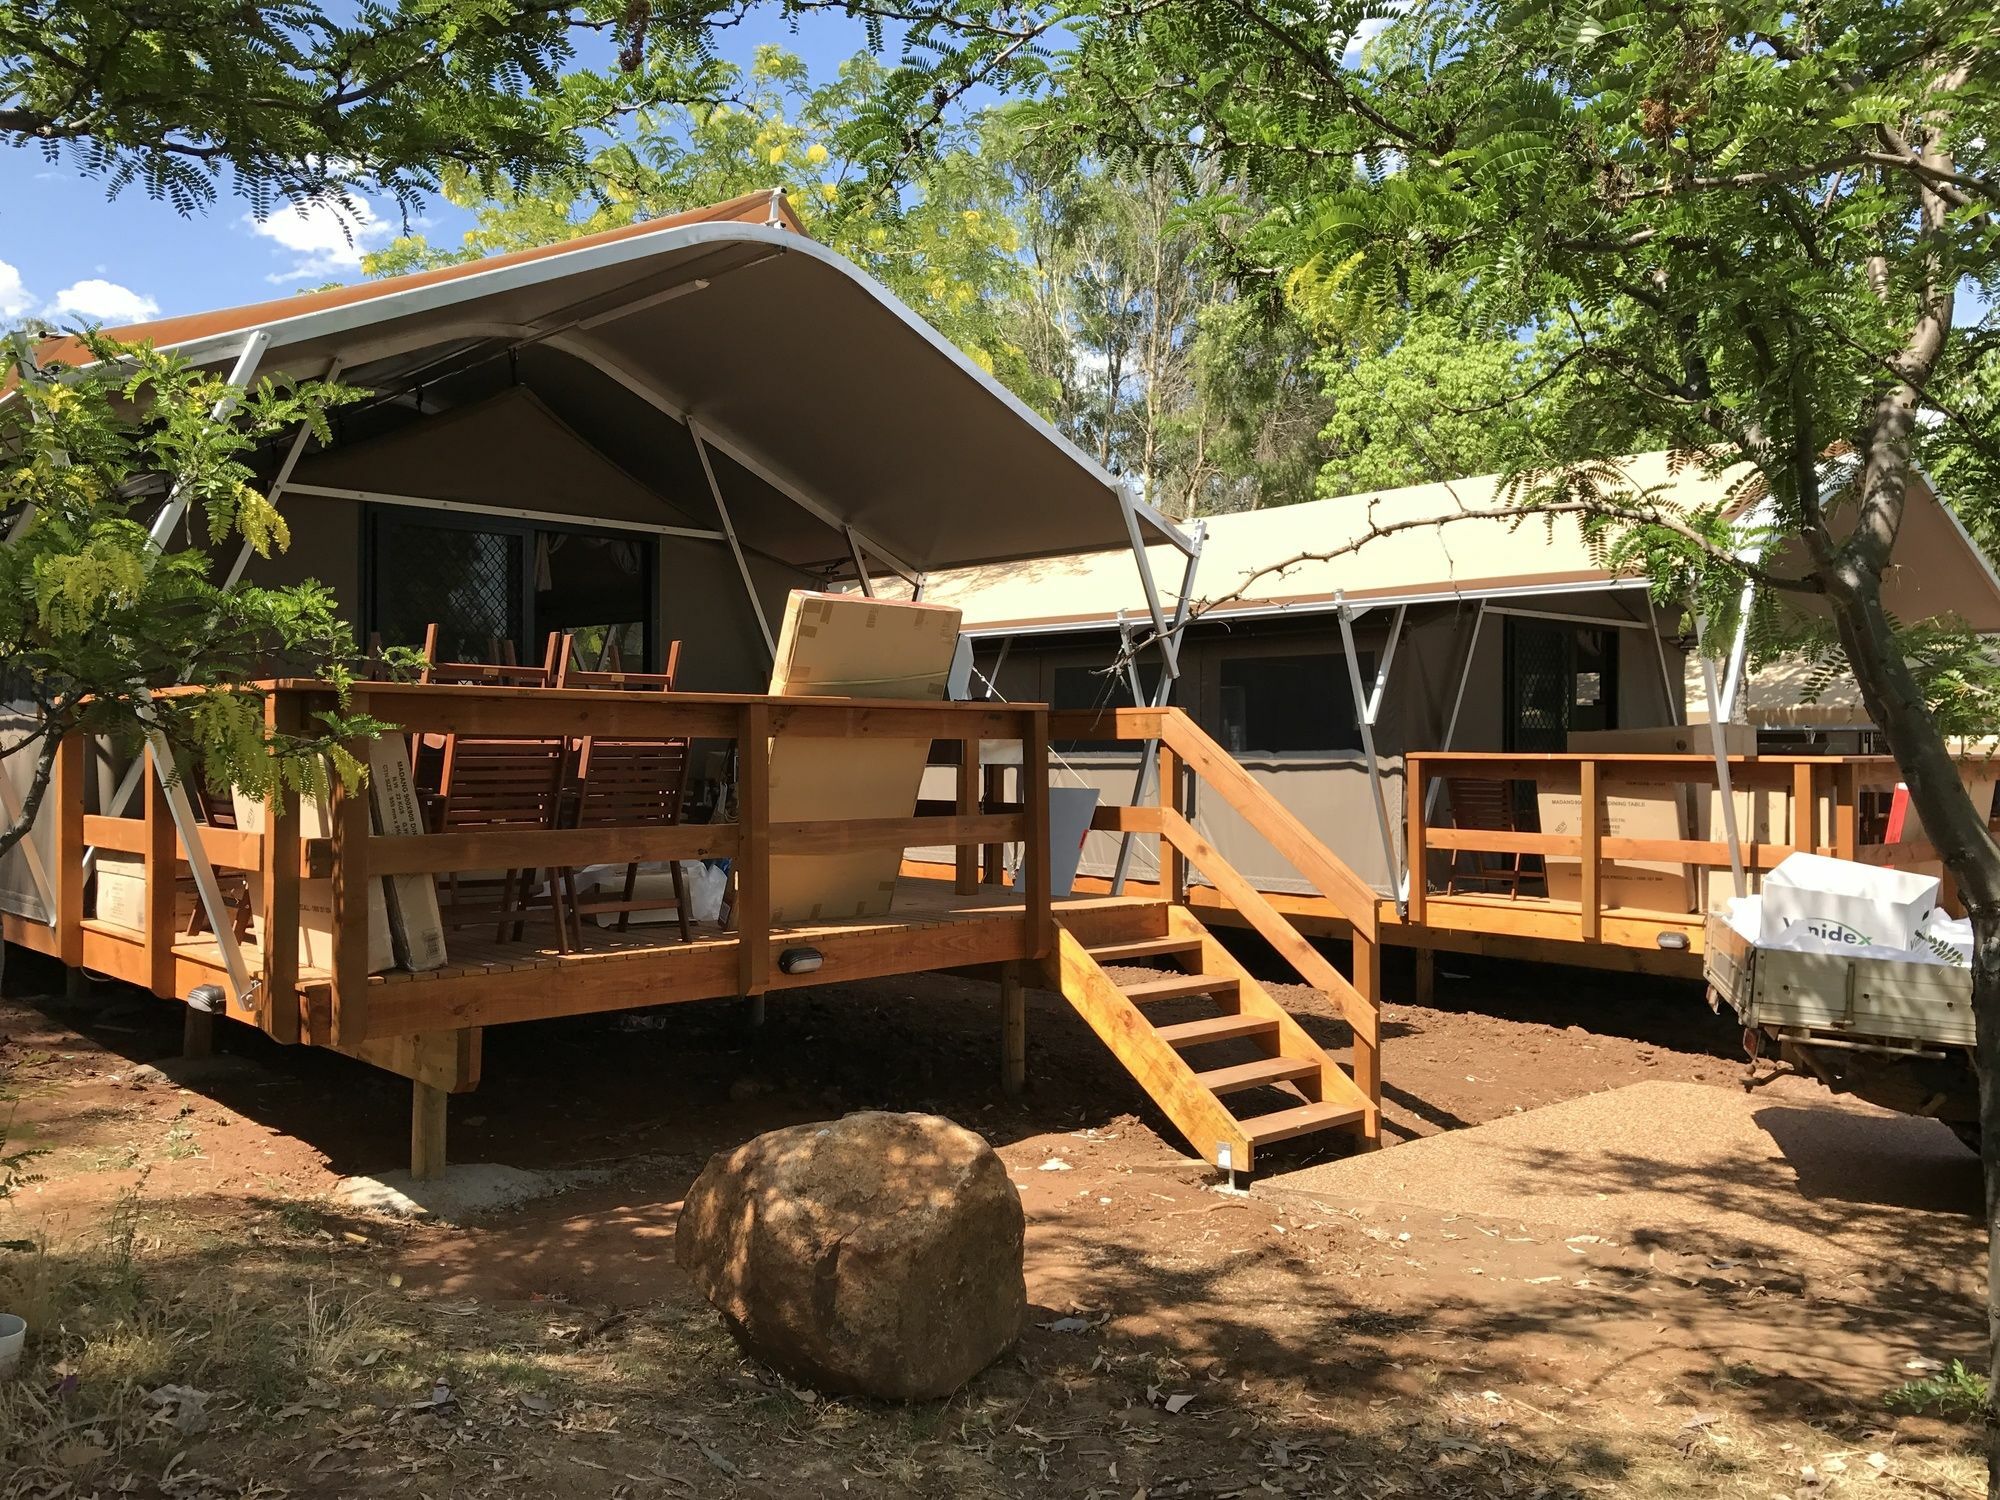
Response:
[922,454,2000,636]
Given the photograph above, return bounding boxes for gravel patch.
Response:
[1265,1079,1979,1265]
[333,1163,605,1222]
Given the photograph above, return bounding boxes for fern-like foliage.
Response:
[0,331,396,861]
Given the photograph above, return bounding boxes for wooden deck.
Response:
[159,879,1173,1042]
[8,688,1388,1175]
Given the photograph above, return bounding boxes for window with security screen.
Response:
[1215,652,1367,753]
[370,513,525,662]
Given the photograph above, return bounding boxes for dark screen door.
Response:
[1504,620,1618,751]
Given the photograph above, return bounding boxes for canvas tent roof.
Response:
[36,189,1138,574]
[1683,654,1870,728]
[922,452,2000,636]
[288,386,717,535]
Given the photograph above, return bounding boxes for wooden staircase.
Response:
[1048,906,1375,1172]
[1037,704,1389,1173]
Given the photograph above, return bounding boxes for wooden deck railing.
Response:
[11,681,1054,1048]
[1405,750,1973,943]
[1047,705,1383,1106]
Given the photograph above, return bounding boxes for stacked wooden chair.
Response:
[400,626,694,951]
[550,631,695,943]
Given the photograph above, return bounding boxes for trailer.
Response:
[1703,914,1978,1148]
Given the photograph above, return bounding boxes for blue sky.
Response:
[0,12,879,326]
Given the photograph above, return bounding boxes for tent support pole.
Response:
[845,528,877,598]
[1650,607,1682,726]
[977,638,1013,700]
[1425,601,1489,823]
[147,333,271,550]
[1109,504,1203,895]
[88,335,272,872]
[1697,616,1749,898]
[1339,597,1406,913]
[1717,576,1758,721]
[691,421,776,662]
[60,331,268,1002]
[0,753,57,921]
[225,357,343,589]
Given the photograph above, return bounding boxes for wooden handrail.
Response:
[1405,744,1944,940]
[1157,712,1380,938]
[1160,809,1380,1054]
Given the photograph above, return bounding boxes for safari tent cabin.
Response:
[914,456,2000,975]
[0,189,1394,1177]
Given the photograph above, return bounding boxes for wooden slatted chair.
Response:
[430,734,573,950]
[419,623,561,688]
[561,736,696,943]
[553,634,682,692]
[1441,776,1544,898]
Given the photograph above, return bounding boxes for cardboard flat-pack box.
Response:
[1566,726,1759,914]
[295,877,396,974]
[365,738,447,971]
[1537,772,1696,913]
[764,592,963,924]
[93,852,195,933]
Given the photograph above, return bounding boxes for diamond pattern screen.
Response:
[373,516,524,662]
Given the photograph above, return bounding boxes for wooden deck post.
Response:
[1791,761,1816,856]
[54,729,84,978]
[262,690,302,1044]
[182,1005,215,1059]
[328,739,372,1045]
[411,1082,448,1182]
[1578,759,1602,944]
[981,764,1006,885]
[1159,744,1186,902]
[956,740,981,894]
[1405,757,1426,926]
[737,703,771,1000]
[1834,764,1859,860]
[1413,945,1435,1006]
[1021,710,1052,959]
[1351,929,1383,1150]
[143,745,177,998]
[1000,961,1026,1096]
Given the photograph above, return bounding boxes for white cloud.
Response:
[245,198,392,284]
[43,278,160,324]
[0,260,31,321]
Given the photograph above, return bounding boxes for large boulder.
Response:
[676,1111,1025,1400]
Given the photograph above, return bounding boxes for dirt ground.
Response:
[0,937,1985,1499]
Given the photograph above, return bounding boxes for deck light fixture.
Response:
[1656,931,1691,951]
[778,946,823,976]
[186,984,226,1014]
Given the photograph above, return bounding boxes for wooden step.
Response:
[1120,972,1239,1004]
[1237,1100,1368,1146]
[1087,935,1206,964]
[1194,1056,1320,1095]
[1155,1014,1278,1049]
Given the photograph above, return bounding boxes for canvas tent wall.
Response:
[918,456,1705,896]
[2,188,1158,923]
[920,455,2000,901]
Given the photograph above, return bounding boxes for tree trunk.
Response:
[1821,557,2000,1497]
[1975,914,2000,1495]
